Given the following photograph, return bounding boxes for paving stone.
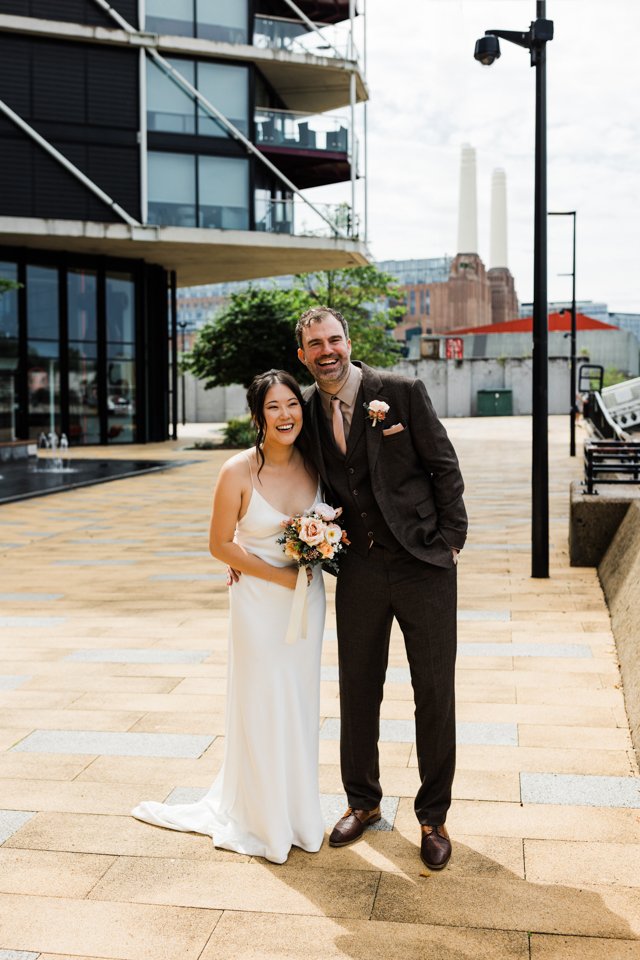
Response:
[64,648,211,663]
[0,594,62,601]
[2,811,237,861]
[0,893,220,960]
[149,574,225,581]
[154,551,211,557]
[0,811,36,844]
[0,848,116,897]
[67,538,143,544]
[319,718,518,746]
[0,676,30,691]
[198,912,529,959]
[458,609,511,621]
[52,559,137,566]
[88,857,379,918]
[524,839,640,887]
[0,616,65,627]
[0,951,40,960]
[458,642,593,658]
[520,773,640,808]
[11,731,215,758]
[530,934,640,959]
[372,873,640,938]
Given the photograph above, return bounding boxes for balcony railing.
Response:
[254,108,349,154]
[253,15,357,61]
[254,197,359,240]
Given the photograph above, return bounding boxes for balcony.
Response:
[255,1,353,26]
[255,107,353,189]
[253,15,358,61]
[255,196,358,240]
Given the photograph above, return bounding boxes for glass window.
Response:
[197,62,248,137]
[106,273,136,343]
[68,269,97,342]
[27,339,60,440]
[146,0,194,37]
[26,266,59,341]
[148,152,197,227]
[107,352,136,444]
[68,342,100,445]
[0,262,18,339]
[0,262,19,442]
[197,0,247,43]
[198,155,249,229]
[147,59,196,134]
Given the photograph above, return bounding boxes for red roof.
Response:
[450,313,620,335]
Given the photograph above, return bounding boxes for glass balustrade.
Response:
[253,15,357,61]
[254,108,350,154]
[254,195,358,240]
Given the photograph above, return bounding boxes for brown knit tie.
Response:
[331,395,347,455]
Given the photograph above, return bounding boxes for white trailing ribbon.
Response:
[285,566,309,645]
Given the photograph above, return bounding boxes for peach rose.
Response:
[317,540,334,558]
[299,517,326,546]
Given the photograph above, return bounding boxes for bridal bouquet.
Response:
[278,502,349,575]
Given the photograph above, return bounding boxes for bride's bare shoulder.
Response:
[217,449,254,483]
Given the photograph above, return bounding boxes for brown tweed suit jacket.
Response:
[301,361,468,568]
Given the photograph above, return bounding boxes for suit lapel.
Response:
[358,363,389,474]
[303,386,330,491]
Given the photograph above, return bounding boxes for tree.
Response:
[182,266,404,389]
[294,265,404,369]
[182,286,308,389]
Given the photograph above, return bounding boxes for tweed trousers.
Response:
[334,542,457,826]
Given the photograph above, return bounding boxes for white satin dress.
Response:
[132,481,326,864]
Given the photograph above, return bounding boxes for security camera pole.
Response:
[474,1,554,579]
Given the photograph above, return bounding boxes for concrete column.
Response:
[490,168,508,269]
[457,143,478,254]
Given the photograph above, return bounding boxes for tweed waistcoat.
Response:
[317,393,401,556]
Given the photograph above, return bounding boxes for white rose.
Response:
[313,502,336,522]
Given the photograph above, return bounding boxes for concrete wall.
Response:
[392,357,570,418]
[180,377,247,424]
[598,501,640,767]
[181,356,572,422]
[461,329,639,377]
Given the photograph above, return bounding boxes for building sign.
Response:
[445,337,464,360]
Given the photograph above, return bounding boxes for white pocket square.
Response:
[382,423,405,436]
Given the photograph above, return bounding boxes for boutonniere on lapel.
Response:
[363,399,390,427]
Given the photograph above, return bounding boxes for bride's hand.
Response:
[226,566,241,586]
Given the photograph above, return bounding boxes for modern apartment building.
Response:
[0,0,368,444]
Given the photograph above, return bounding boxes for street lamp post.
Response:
[549,210,577,456]
[177,320,189,427]
[474,1,554,579]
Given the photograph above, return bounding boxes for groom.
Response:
[296,305,467,870]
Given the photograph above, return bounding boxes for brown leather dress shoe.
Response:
[420,824,452,870]
[329,806,381,847]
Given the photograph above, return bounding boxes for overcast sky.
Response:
[359,0,640,313]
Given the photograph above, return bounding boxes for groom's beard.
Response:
[309,356,350,389]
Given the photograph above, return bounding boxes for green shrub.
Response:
[223,415,256,449]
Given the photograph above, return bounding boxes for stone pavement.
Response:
[0,415,639,960]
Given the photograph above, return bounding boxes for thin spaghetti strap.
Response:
[244,449,256,489]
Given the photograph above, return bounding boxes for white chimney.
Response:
[490,168,508,268]
[457,143,478,254]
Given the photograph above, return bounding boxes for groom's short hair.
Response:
[295,306,349,348]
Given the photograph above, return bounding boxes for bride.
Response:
[132,369,326,864]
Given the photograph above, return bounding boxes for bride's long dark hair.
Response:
[246,369,305,477]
